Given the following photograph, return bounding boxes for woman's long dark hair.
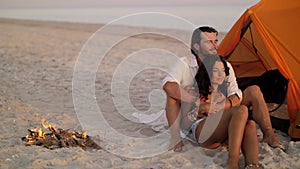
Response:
[195,55,229,99]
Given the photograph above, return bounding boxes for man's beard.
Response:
[198,48,218,58]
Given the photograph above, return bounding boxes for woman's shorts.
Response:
[184,117,206,144]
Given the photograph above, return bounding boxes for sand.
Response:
[0,18,299,169]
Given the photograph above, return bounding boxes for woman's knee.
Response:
[245,120,257,135]
[235,105,249,119]
[237,105,248,114]
[246,120,257,130]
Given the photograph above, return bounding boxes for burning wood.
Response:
[22,119,101,150]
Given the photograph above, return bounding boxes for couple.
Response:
[162,26,283,168]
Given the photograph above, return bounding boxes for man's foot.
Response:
[267,143,285,151]
[263,134,285,151]
[169,140,184,152]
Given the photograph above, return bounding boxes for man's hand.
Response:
[228,94,241,107]
[169,139,184,152]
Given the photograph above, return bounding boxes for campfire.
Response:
[22,118,101,150]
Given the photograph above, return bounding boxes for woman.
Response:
[181,55,259,169]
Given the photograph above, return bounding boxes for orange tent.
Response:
[218,0,300,139]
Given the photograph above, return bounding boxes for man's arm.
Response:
[223,94,241,110]
[225,61,243,99]
[224,61,243,109]
[163,82,196,103]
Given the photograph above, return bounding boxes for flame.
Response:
[82,133,87,139]
[72,135,77,139]
[25,135,32,141]
[38,128,44,138]
[41,118,50,129]
[41,118,57,132]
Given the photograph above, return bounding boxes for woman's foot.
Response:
[226,157,239,169]
[245,163,259,169]
[226,161,239,169]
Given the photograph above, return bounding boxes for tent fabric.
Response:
[218,0,300,139]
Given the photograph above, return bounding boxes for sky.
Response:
[0,0,260,8]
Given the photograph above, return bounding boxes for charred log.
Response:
[22,126,101,151]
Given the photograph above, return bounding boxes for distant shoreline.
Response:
[0,17,227,42]
[0,6,247,32]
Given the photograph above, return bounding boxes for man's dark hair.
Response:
[191,26,218,57]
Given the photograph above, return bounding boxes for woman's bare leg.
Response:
[196,105,249,169]
[242,120,259,168]
[226,105,249,169]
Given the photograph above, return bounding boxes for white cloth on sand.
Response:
[132,110,192,140]
[132,110,169,132]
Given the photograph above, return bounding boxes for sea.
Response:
[0,5,253,32]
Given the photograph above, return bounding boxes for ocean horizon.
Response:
[0,5,250,32]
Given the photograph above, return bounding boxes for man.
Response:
[163,26,282,152]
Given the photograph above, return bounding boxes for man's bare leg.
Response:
[241,85,281,147]
[165,96,183,152]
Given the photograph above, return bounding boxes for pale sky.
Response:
[0,0,259,8]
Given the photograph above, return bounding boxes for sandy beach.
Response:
[0,18,299,169]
